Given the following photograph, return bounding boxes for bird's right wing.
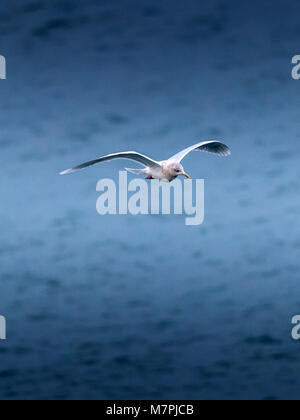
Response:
[169,141,231,163]
[60,151,161,175]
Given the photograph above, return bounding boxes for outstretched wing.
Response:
[60,151,161,175]
[169,141,231,163]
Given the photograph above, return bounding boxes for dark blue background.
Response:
[0,0,300,400]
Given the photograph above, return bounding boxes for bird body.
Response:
[126,161,182,182]
[60,141,231,182]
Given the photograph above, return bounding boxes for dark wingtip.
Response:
[201,141,231,156]
[220,145,231,156]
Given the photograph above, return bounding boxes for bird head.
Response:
[169,162,191,179]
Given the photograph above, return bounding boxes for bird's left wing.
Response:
[169,141,231,163]
[60,151,161,175]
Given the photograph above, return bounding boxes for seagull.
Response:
[60,140,231,182]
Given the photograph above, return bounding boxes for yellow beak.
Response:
[182,172,191,179]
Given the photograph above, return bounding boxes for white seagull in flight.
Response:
[60,140,231,182]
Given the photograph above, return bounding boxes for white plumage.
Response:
[60,140,231,182]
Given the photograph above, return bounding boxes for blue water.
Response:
[0,0,300,400]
